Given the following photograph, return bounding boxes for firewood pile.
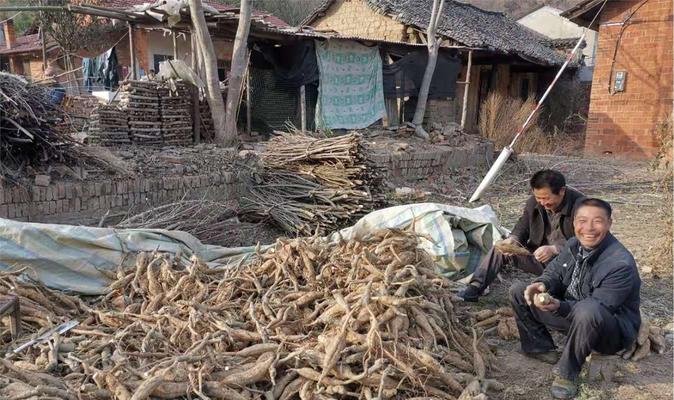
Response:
[120,80,162,145]
[0,228,502,400]
[241,131,387,236]
[0,72,116,183]
[115,199,238,244]
[88,104,130,145]
[158,81,193,146]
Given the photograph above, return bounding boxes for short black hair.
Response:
[530,169,566,194]
[575,198,612,218]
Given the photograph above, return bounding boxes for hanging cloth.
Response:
[382,50,461,99]
[253,41,319,88]
[315,40,386,130]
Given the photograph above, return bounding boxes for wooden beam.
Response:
[460,50,472,130]
[172,30,178,60]
[128,23,136,79]
[300,85,306,132]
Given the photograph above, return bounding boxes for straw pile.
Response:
[0,228,500,400]
[241,132,387,236]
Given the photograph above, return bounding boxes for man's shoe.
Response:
[458,285,481,302]
[524,350,560,365]
[550,376,578,399]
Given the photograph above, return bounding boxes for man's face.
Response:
[574,205,612,249]
[532,187,566,211]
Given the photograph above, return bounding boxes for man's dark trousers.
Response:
[509,281,624,380]
[470,248,544,292]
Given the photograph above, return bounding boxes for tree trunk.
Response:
[224,0,252,141]
[188,0,230,146]
[411,0,445,140]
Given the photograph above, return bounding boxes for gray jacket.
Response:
[535,233,641,348]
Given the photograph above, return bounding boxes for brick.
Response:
[57,183,66,199]
[34,175,51,187]
[0,205,7,218]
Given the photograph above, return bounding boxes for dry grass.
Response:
[478,92,582,155]
[650,115,673,271]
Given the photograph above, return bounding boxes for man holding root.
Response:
[510,198,641,399]
[459,169,584,302]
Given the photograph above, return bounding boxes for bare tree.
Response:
[188,0,231,146]
[411,0,445,139]
[223,0,251,141]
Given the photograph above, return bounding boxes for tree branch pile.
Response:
[115,199,238,244]
[241,132,387,236]
[0,72,118,183]
[0,228,500,399]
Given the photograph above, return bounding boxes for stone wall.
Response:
[371,141,494,180]
[0,172,244,225]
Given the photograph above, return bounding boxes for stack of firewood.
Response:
[158,81,193,146]
[120,80,162,145]
[88,103,130,145]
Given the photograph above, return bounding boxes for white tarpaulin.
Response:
[0,203,506,294]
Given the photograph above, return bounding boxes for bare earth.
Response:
[400,153,673,400]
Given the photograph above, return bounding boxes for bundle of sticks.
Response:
[0,72,118,183]
[115,199,238,244]
[242,131,387,235]
[0,228,501,400]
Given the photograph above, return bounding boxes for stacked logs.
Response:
[0,228,500,400]
[120,80,162,145]
[158,81,193,146]
[88,104,130,145]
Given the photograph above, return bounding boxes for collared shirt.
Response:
[544,208,567,248]
[566,246,596,300]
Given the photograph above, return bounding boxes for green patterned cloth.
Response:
[315,40,386,130]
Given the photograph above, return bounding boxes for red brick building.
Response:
[563,0,673,159]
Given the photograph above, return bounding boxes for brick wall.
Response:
[370,141,494,180]
[0,173,244,225]
[585,0,673,159]
[312,0,411,43]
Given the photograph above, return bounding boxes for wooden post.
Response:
[40,25,47,70]
[172,30,178,60]
[460,50,472,130]
[300,85,306,132]
[193,86,201,144]
[246,67,251,136]
[128,23,136,79]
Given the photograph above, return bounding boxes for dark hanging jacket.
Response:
[535,234,641,348]
[510,187,585,251]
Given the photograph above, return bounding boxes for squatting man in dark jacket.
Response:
[510,198,641,399]
[459,169,584,302]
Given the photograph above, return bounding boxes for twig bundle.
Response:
[116,199,238,243]
[0,228,499,399]
[242,131,387,235]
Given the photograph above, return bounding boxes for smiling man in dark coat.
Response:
[459,169,584,302]
[509,198,641,399]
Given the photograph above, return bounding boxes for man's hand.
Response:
[533,245,560,263]
[533,293,561,312]
[523,282,546,306]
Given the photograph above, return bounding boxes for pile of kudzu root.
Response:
[0,228,501,400]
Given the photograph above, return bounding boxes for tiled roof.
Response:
[0,33,58,55]
[303,0,565,66]
[104,0,289,28]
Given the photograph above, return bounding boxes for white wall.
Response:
[145,30,234,71]
[518,5,598,67]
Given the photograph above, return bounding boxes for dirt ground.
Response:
[401,153,674,400]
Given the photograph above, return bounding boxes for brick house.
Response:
[0,22,59,80]
[302,0,569,130]
[563,0,673,159]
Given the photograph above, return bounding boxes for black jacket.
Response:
[510,187,585,251]
[535,234,641,348]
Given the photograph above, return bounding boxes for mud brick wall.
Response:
[584,0,673,159]
[0,172,244,225]
[370,142,494,180]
